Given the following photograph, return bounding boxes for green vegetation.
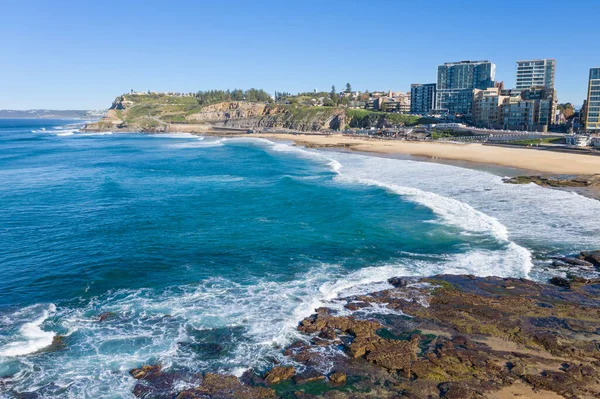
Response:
[431,131,453,140]
[346,109,432,128]
[507,137,565,145]
[273,376,367,399]
[280,105,339,119]
[99,90,435,133]
[194,88,272,106]
[557,103,575,119]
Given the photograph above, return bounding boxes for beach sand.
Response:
[250,133,600,175]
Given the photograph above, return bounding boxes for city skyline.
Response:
[1,0,598,109]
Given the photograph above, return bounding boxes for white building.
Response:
[565,134,591,147]
[515,59,556,91]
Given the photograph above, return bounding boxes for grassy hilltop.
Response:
[85,91,432,133]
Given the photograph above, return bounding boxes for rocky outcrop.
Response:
[504,174,600,188]
[126,273,600,399]
[579,250,600,267]
[177,373,275,399]
[284,274,600,398]
[263,366,295,385]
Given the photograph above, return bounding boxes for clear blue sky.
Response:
[1,0,598,109]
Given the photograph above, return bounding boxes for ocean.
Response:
[1,119,599,398]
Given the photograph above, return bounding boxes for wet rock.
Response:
[344,302,370,311]
[317,328,337,341]
[130,364,162,380]
[293,392,317,399]
[44,335,66,352]
[579,250,600,267]
[97,312,116,322]
[552,256,594,267]
[131,274,600,398]
[438,382,472,399]
[294,369,325,384]
[263,366,295,385]
[549,276,571,288]
[387,277,409,287]
[503,175,600,188]
[364,336,419,373]
[177,373,275,399]
[328,371,346,385]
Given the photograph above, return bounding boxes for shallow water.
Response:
[1,119,599,398]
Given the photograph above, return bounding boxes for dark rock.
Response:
[438,382,472,399]
[177,373,275,399]
[387,277,409,287]
[318,328,337,341]
[293,392,317,399]
[344,302,370,311]
[553,256,594,267]
[97,312,116,322]
[579,250,600,267]
[549,277,571,288]
[294,369,325,384]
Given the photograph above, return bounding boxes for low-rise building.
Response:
[472,88,509,129]
[472,86,556,132]
[566,134,591,147]
[502,98,536,131]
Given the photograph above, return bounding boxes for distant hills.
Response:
[0,109,106,119]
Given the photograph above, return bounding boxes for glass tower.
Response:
[515,59,556,91]
[436,60,496,115]
[585,67,600,132]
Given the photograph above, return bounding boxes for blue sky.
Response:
[1,0,598,109]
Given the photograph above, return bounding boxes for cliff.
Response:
[83,94,429,134]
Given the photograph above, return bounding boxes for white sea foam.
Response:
[0,304,56,357]
[326,152,600,253]
[168,138,224,148]
[155,132,203,139]
[77,132,114,136]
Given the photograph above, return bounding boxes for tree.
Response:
[559,103,575,119]
[345,83,352,93]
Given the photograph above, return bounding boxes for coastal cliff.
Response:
[83,94,428,134]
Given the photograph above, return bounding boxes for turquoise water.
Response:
[1,120,599,398]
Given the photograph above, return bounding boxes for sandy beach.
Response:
[250,133,600,175]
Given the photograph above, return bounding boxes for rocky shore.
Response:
[127,250,600,399]
[503,175,600,189]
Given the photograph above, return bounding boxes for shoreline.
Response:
[193,131,600,201]
[244,133,600,175]
[129,272,600,399]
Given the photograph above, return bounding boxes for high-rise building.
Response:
[410,83,436,114]
[515,59,556,91]
[585,67,600,132]
[436,60,496,115]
